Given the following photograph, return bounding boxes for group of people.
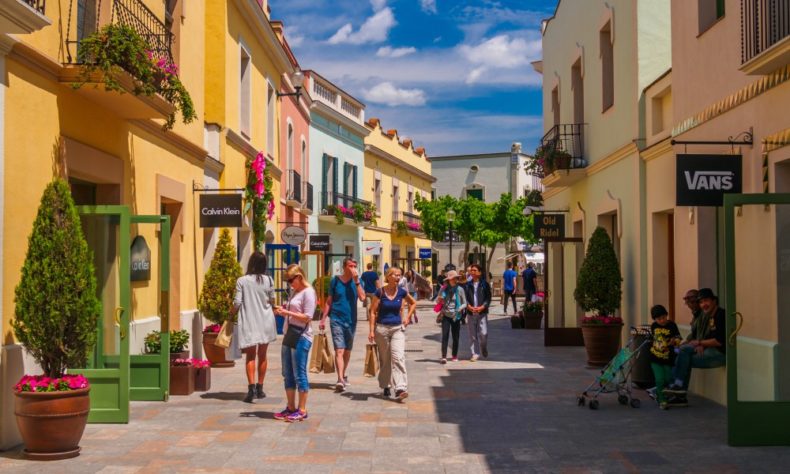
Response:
[648,287,726,409]
[501,261,538,315]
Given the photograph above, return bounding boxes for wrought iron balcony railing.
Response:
[23,0,46,14]
[392,211,423,234]
[741,0,790,64]
[286,170,302,204]
[537,123,586,176]
[321,191,373,223]
[303,182,314,212]
[65,0,173,65]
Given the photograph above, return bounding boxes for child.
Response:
[649,304,682,410]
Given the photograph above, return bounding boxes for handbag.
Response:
[363,343,379,377]
[282,322,306,348]
[214,320,233,348]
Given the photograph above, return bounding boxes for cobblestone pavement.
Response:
[2,302,790,473]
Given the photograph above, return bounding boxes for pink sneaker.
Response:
[451,356,458,362]
[274,407,293,420]
[286,410,308,422]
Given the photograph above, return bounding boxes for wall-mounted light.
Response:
[276,69,304,101]
[522,206,570,216]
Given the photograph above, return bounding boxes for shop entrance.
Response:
[543,238,585,346]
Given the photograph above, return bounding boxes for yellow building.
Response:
[362,118,434,278]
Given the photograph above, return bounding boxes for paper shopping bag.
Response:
[321,334,335,374]
[214,320,233,348]
[363,343,379,377]
[310,332,326,373]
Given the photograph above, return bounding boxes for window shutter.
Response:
[352,165,358,199]
[333,157,339,205]
[322,154,328,208]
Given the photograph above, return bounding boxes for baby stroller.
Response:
[577,329,652,410]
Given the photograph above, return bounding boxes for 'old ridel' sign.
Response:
[533,213,565,240]
[199,194,242,228]
[676,154,742,206]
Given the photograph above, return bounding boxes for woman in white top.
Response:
[231,251,277,403]
[273,264,316,422]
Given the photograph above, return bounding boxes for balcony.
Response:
[1,0,50,35]
[286,170,302,207]
[22,0,45,13]
[392,211,424,236]
[538,123,587,188]
[740,0,790,74]
[302,182,314,215]
[319,191,375,227]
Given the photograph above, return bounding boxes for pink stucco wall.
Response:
[278,85,310,236]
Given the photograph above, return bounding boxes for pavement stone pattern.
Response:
[2,301,790,473]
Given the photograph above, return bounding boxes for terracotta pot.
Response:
[194,367,211,392]
[14,387,90,460]
[202,332,235,367]
[169,350,189,362]
[581,323,623,366]
[523,311,543,329]
[170,365,195,396]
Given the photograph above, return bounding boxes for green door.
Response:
[127,215,170,401]
[724,193,790,446]
[72,206,131,423]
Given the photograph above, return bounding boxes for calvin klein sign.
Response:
[199,194,243,228]
[676,154,742,206]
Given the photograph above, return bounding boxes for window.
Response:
[698,0,725,34]
[300,139,307,175]
[651,88,672,136]
[374,178,381,211]
[571,58,584,125]
[267,82,275,155]
[407,191,413,213]
[467,188,484,200]
[551,86,560,126]
[393,185,400,214]
[600,21,614,112]
[286,122,294,171]
[240,47,251,138]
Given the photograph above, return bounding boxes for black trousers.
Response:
[441,316,461,358]
[503,290,517,313]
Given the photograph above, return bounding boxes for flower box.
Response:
[195,366,211,392]
[169,364,195,396]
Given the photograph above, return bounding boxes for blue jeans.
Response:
[281,336,312,392]
[330,321,356,351]
[672,345,726,389]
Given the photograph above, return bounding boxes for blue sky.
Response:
[268,0,557,157]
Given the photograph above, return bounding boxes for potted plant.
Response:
[198,228,242,367]
[169,358,195,396]
[522,300,543,329]
[574,227,624,366]
[144,329,190,361]
[192,359,211,392]
[12,179,101,460]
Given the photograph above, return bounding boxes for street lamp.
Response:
[446,209,456,271]
[276,68,305,101]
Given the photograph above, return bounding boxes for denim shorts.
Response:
[330,321,356,351]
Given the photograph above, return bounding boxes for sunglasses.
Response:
[286,275,300,284]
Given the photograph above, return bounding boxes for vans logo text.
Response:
[684,171,734,191]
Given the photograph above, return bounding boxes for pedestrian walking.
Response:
[405,269,418,300]
[230,251,277,403]
[522,262,538,302]
[319,257,366,392]
[464,263,491,361]
[273,264,316,421]
[502,261,518,314]
[368,267,416,401]
[360,262,380,321]
[436,270,467,364]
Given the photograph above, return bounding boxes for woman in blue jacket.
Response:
[435,270,467,364]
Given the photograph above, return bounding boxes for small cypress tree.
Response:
[198,228,242,325]
[574,226,623,317]
[13,179,101,378]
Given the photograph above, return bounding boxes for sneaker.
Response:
[482,347,488,358]
[274,407,293,420]
[383,388,391,398]
[659,402,668,410]
[663,384,687,395]
[440,358,447,364]
[470,355,479,362]
[666,395,689,407]
[646,386,657,401]
[335,381,346,392]
[343,376,350,387]
[395,389,409,401]
[286,410,308,422]
[451,356,458,362]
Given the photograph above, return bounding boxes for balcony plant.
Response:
[74,24,196,130]
[198,228,242,367]
[574,227,624,366]
[528,145,573,175]
[12,178,101,459]
[352,202,377,225]
[393,220,409,236]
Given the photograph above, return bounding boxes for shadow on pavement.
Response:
[199,391,243,401]
[239,410,276,419]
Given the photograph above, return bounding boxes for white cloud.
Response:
[363,82,427,107]
[328,7,396,45]
[376,46,417,58]
[420,0,437,14]
[371,0,387,12]
[284,26,304,48]
[459,34,541,83]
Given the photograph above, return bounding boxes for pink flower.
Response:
[203,323,222,333]
[14,374,90,392]
[267,200,275,220]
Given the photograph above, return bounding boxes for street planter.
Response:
[202,331,234,367]
[194,366,211,392]
[169,364,195,396]
[581,323,623,367]
[523,310,543,329]
[510,315,524,329]
[14,387,90,460]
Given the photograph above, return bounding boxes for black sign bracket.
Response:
[671,127,753,151]
[192,180,244,193]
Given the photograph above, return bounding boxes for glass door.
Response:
[724,193,790,446]
[544,238,585,346]
[72,206,131,423]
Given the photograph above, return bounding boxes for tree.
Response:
[13,179,101,378]
[574,227,623,317]
[198,229,242,324]
[414,194,457,242]
[453,196,489,264]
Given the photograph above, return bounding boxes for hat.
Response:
[445,270,460,281]
[697,288,717,301]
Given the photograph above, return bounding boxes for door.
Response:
[544,238,585,346]
[266,244,300,306]
[724,193,790,446]
[72,206,131,423]
[127,215,171,401]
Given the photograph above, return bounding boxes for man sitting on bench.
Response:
[664,287,726,405]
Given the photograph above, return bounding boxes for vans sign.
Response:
[676,154,742,206]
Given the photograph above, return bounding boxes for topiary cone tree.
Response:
[198,228,242,325]
[574,226,623,317]
[12,179,101,378]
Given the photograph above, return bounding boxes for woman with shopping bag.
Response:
[368,266,416,401]
[273,264,316,422]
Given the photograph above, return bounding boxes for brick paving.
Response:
[2,302,790,473]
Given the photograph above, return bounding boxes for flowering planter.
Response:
[14,387,90,460]
[194,367,211,392]
[202,332,234,367]
[523,311,543,329]
[169,365,195,396]
[581,323,623,367]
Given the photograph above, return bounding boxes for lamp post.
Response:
[275,68,305,101]
[446,209,456,271]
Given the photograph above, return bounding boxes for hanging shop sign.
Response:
[281,226,307,246]
[533,213,566,240]
[199,194,242,228]
[130,236,151,282]
[676,154,742,206]
[418,248,432,259]
[364,242,382,256]
[308,234,331,252]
